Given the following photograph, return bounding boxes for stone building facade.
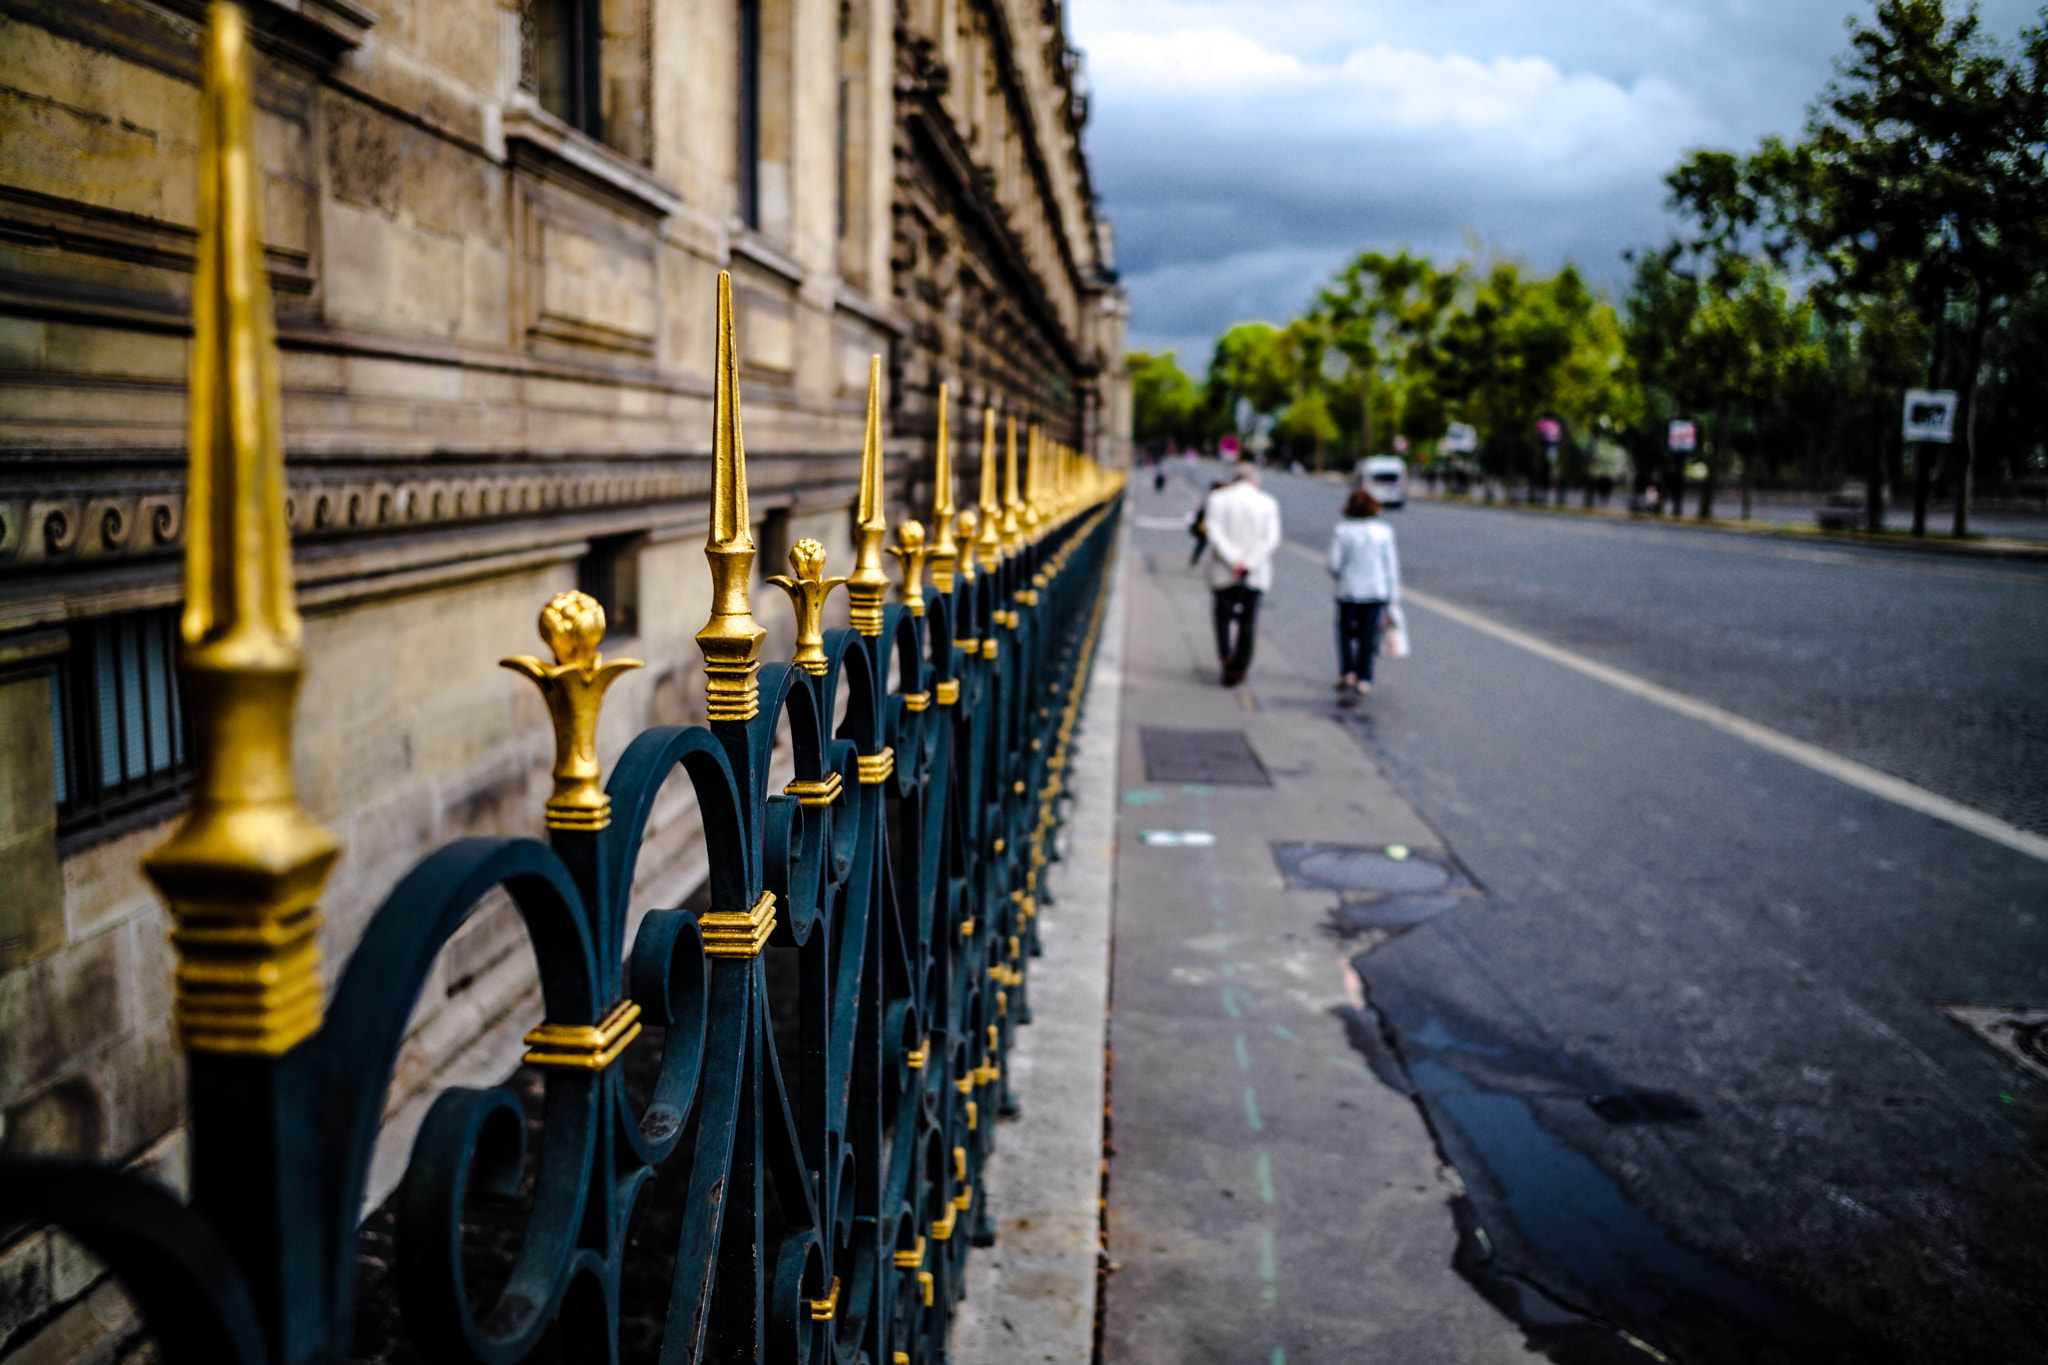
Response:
[0,0,1124,1354]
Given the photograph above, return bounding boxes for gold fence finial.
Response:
[142,0,339,1057]
[1020,426,1044,539]
[767,538,847,676]
[974,408,1003,571]
[929,383,958,592]
[502,592,643,829]
[697,270,767,721]
[955,507,980,584]
[845,355,890,635]
[999,416,1023,552]
[888,520,930,616]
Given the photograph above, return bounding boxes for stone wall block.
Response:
[82,1022,184,1164]
[0,664,62,972]
[60,820,172,945]
[0,1230,53,1347]
[0,926,127,1102]
[319,199,394,327]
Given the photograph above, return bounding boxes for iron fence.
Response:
[0,6,1125,1363]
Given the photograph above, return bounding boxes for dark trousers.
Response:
[1336,600,1386,681]
[1213,584,1261,678]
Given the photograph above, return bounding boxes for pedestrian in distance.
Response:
[1327,485,1400,699]
[1187,477,1226,566]
[1203,466,1282,687]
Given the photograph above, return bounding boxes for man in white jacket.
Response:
[1201,465,1283,686]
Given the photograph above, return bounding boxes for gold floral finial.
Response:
[767,538,847,676]
[999,416,1023,553]
[888,519,931,616]
[846,356,891,636]
[929,384,958,593]
[502,591,643,829]
[695,271,767,722]
[974,408,1004,572]
[954,507,980,584]
[143,0,339,1057]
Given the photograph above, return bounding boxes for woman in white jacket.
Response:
[1327,486,1400,696]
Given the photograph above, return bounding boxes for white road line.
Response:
[1408,586,2048,864]
[1276,538,2048,864]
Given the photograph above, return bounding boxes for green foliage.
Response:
[1119,1,2048,494]
[1129,350,1205,452]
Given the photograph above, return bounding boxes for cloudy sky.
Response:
[1068,0,2043,367]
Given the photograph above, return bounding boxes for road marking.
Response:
[1244,1087,1264,1132]
[1399,583,2048,865]
[1257,1227,1278,1305]
[1256,1150,1276,1204]
[1235,1033,1250,1070]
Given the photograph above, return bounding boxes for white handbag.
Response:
[1381,602,1410,659]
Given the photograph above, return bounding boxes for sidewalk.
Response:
[1093,499,1534,1363]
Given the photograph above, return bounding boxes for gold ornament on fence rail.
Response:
[974,408,1004,572]
[888,519,931,616]
[143,0,339,1058]
[846,356,891,636]
[501,591,643,831]
[768,538,848,676]
[696,270,767,721]
[929,382,959,592]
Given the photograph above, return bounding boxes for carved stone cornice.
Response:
[0,463,703,573]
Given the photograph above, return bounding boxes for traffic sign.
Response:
[1902,389,1957,443]
[1667,419,1698,453]
[1218,435,1241,460]
[1535,416,1563,446]
[1443,422,1478,454]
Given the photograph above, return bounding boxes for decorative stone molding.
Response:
[0,463,708,572]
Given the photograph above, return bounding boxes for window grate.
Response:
[53,606,194,847]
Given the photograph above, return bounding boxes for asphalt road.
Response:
[1155,465,2048,1362]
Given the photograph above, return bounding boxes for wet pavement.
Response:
[1209,466,2048,1362]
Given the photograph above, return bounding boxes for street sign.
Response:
[1218,435,1241,460]
[1902,389,1957,443]
[1535,416,1563,446]
[1667,419,1698,452]
[1443,422,1478,454]
[1391,435,1410,455]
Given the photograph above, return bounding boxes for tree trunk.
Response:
[1699,404,1727,520]
[1740,404,1756,522]
[1951,286,1992,539]
[1913,302,1946,537]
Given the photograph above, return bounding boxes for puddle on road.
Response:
[1349,988,1871,1364]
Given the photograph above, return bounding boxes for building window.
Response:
[51,607,193,846]
[737,0,762,229]
[533,0,602,135]
[579,534,640,638]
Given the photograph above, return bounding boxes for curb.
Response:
[1423,494,2048,564]
[948,514,1129,1365]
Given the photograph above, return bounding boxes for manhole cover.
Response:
[1140,728,1271,786]
[1273,843,1462,894]
[1934,1003,2048,1083]
[1334,894,1462,933]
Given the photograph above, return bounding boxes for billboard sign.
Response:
[1902,389,1957,443]
[1667,419,1699,453]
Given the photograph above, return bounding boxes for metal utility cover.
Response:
[1272,843,1465,894]
[1140,728,1271,786]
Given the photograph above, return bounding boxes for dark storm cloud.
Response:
[1070,0,2045,364]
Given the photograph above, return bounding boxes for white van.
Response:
[1357,455,1407,509]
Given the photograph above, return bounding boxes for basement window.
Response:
[579,534,641,639]
[51,606,193,848]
